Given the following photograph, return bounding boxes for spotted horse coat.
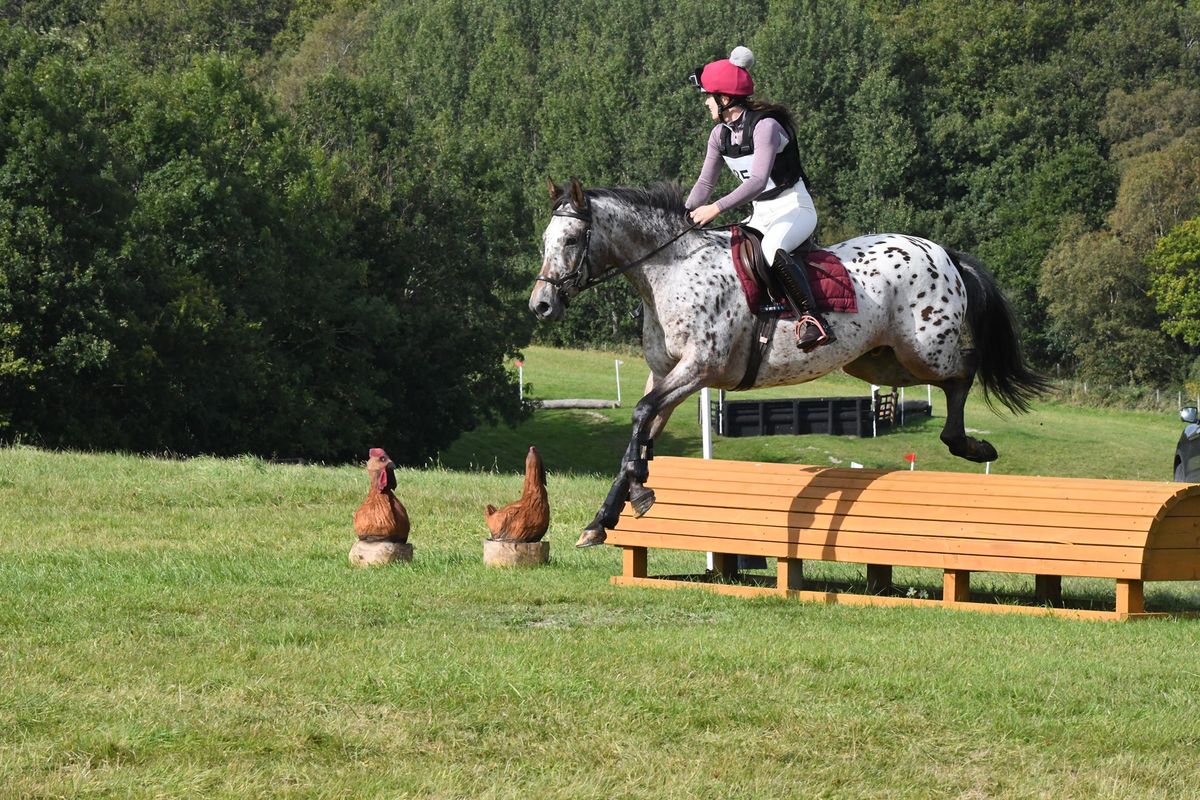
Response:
[530,179,1049,547]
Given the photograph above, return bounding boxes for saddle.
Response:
[730,226,857,317]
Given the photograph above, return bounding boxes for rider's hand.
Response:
[689,203,721,226]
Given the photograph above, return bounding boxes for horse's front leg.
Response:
[577,371,707,547]
[576,390,664,548]
[626,391,683,518]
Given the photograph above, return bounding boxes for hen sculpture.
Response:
[484,446,549,542]
[353,448,410,543]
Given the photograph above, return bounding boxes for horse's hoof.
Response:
[949,437,999,463]
[970,440,999,463]
[630,487,656,517]
[576,528,607,548]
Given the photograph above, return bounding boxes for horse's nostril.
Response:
[534,302,551,317]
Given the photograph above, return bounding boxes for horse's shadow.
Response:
[778,465,895,594]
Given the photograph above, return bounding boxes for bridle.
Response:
[537,200,699,294]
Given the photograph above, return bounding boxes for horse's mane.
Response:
[555,182,688,218]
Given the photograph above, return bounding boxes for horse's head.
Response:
[530,177,594,321]
[530,178,697,321]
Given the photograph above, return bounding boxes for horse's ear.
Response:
[547,178,563,204]
[569,176,587,211]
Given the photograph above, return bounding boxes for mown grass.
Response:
[3,347,1200,798]
[441,345,1183,480]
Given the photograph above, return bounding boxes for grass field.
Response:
[3,346,1200,798]
[441,346,1183,481]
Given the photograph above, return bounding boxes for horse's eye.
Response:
[564,236,579,247]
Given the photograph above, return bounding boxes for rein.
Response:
[538,203,700,293]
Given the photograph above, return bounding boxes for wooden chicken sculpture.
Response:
[353,448,410,543]
[484,446,549,542]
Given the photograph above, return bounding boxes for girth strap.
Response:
[735,310,780,391]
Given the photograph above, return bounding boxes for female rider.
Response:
[684,46,831,349]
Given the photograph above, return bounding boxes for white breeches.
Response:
[747,185,818,258]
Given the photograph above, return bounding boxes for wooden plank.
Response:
[647,463,1198,512]
[1142,527,1200,546]
[777,557,804,591]
[622,546,647,579]
[645,488,1146,522]
[1116,579,1144,616]
[638,491,1152,534]
[603,530,1144,579]
[646,466,1182,501]
[644,477,1171,518]
[630,501,1151,546]
[649,454,1186,481]
[647,456,1189,492]
[944,569,971,603]
[1142,559,1200,581]
[610,575,1127,621]
[613,516,1147,565]
[1151,522,1200,546]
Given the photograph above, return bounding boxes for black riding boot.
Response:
[770,250,834,350]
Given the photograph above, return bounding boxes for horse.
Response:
[529,178,1049,547]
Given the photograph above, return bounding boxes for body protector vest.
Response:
[718,109,811,203]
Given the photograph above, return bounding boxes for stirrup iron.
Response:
[795,314,830,351]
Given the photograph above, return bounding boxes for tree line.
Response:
[2,0,1198,461]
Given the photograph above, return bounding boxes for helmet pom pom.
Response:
[729,46,755,69]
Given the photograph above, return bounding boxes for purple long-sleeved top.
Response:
[685,115,787,211]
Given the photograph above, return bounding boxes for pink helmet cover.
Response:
[699,46,756,96]
[700,59,754,96]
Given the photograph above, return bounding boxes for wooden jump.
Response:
[609,456,1200,621]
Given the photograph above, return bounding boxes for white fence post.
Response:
[871,384,880,438]
[702,387,713,570]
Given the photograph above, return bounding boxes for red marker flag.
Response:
[904,452,916,471]
[515,360,524,367]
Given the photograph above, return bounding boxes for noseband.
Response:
[537,201,698,294]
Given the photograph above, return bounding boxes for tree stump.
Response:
[349,539,413,567]
[483,539,550,567]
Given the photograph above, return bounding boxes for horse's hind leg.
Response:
[936,369,999,463]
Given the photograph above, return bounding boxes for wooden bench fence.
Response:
[609,456,1200,621]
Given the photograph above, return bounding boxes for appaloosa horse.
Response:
[530,178,1049,547]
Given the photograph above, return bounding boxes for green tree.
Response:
[1108,133,1200,254]
[0,23,132,439]
[1040,218,1177,385]
[292,72,530,461]
[1148,216,1200,346]
[97,0,292,66]
[0,25,528,461]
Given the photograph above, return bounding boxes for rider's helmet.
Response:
[688,46,755,98]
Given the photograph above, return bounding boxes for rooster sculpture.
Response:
[353,448,410,543]
[484,446,549,542]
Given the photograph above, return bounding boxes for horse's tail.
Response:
[947,248,1052,414]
